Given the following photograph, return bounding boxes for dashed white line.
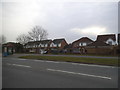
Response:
[71,63,115,68]
[7,63,12,65]
[4,58,115,68]
[47,68,112,80]
[7,63,31,68]
[45,61,60,63]
[34,60,45,62]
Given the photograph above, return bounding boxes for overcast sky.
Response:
[1,0,119,43]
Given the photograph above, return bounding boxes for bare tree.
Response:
[28,26,48,41]
[16,34,30,45]
[0,35,6,44]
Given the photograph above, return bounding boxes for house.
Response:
[96,34,116,45]
[50,38,68,53]
[38,40,52,54]
[72,37,94,47]
[2,42,23,56]
[24,40,52,54]
[117,33,120,54]
[86,40,114,55]
[63,44,73,53]
[72,37,94,54]
[24,41,39,53]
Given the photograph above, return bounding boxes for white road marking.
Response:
[4,58,115,68]
[7,63,12,65]
[45,61,60,63]
[12,64,31,68]
[71,63,115,68]
[47,68,112,80]
[7,63,31,68]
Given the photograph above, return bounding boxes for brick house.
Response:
[86,40,113,55]
[85,34,117,55]
[63,44,73,53]
[72,37,94,54]
[96,34,116,45]
[50,38,68,53]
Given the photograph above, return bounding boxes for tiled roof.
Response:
[40,40,52,44]
[24,40,52,45]
[52,38,66,44]
[96,34,116,41]
[72,37,94,44]
[64,44,72,49]
[87,40,110,46]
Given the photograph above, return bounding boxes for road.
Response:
[2,57,118,88]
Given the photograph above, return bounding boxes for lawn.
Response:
[19,55,119,66]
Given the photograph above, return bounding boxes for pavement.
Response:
[2,55,118,88]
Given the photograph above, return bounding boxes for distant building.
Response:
[24,40,52,54]
[86,34,117,55]
[96,34,116,45]
[63,44,73,53]
[50,38,68,53]
[2,42,23,56]
[72,37,94,54]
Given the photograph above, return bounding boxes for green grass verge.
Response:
[19,55,119,66]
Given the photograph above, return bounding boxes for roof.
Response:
[96,34,116,42]
[3,42,22,47]
[40,40,52,44]
[52,38,66,44]
[64,44,73,49]
[72,37,94,44]
[24,40,52,46]
[87,40,110,46]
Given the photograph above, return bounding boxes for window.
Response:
[79,43,83,46]
[83,43,87,46]
[45,44,48,47]
[54,44,57,47]
[108,41,112,45]
[58,43,61,47]
[41,44,44,47]
[50,43,53,47]
[79,43,87,46]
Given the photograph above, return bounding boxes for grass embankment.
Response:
[19,55,118,66]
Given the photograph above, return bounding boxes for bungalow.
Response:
[50,38,68,53]
[96,34,116,45]
[72,37,94,54]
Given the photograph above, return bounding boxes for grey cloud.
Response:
[2,1,118,43]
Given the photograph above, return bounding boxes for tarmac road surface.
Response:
[2,57,118,88]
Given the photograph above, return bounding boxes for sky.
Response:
[1,0,119,44]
